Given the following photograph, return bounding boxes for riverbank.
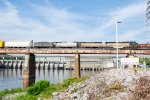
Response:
[49,68,150,100]
[1,68,150,100]
[0,76,90,100]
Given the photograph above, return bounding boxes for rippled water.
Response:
[0,68,97,90]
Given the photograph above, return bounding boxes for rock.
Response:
[50,69,150,100]
[52,92,58,96]
[83,93,91,100]
[38,97,43,100]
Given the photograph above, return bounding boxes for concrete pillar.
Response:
[53,62,55,69]
[23,54,35,88]
[43,61,45,70]
[74,54,81,78]
[11,61,14,69]
[48,62,50,69]
[19,61,23,69]
[6,61,9,68]
[57,62,60,69]
[38,61,40,69]
[15,61,18,69]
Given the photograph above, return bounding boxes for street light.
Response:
[116,21,121,69]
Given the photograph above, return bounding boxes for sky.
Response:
[0,0,148,43]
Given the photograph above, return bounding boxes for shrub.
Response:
[27,80,50,95]
[63,78,77,88]
[71,88,78,94]
[111,82,122,90]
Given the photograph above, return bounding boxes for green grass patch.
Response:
[71,88,78,94]
[0,88,24,98]
[5,76,90,100]
[63,76,89,88]
[134,67,150,71]
[27,80,50,95]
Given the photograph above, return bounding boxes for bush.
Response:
[71,88,78,94]
[63,78,77,88]
[111,82,122,90]
[27,80,50,95]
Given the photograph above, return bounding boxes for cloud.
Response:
[97,1,146,31]
[0,0,147,42]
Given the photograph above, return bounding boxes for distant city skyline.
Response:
[0,0,147,43]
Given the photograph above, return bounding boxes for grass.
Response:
[0,88,24,99]
[15,76,89,100]
[71,88,78,94]
[111,82,123,90]
[133,67,150,71]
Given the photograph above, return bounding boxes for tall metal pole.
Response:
[116,22,121,69]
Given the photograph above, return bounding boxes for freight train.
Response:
[0,40,148,49]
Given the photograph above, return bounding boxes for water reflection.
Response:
[23,78,35,89]
[0,68,98,90]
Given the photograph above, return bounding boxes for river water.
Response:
[0,68,98,90]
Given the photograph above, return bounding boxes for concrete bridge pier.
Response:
[14,61,18,69]
[57,62,60,69]
[38,61,40,69]
[10,61,14,69]
[66,61,71,70]
[62,62,65,69]
[5,61,9,68]
[74,54,81,78]
[18,61,23,69]
[47,62,50,69]
[2,60,5,66]
[53,62,55,69]
[23,53,36,88]
[43,61,45,70]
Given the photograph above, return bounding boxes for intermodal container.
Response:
[80,42,103,48]
[5,40,33,48]
[105,42,130,48]
[55,42,78,48]
[34,42,53,48]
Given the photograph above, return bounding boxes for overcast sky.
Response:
[0,0,148,43]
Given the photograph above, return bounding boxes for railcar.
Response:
[55,42,78,48]
[132,44,150,49]
[105,42,137,49]
[5,40,33,48]
[34,42,53,48]
[0,40,4,48]
[79,42,104,48]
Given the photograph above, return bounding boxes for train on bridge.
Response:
[0,40,149,49]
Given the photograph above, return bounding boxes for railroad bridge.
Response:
[0,48,149,88]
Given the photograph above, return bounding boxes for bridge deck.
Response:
[0,48,149,54]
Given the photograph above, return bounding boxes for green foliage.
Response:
[0,88,24,98]
[63,78,77,88]
[15,94,37,100]
[139,57,150,66]
[40,84,58,98]
[111,82,122,90]
[27,80,50,96]
[63,77,89,88]
[71,88,78,94]
[3,76,89,100]
[0,88,23,95]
